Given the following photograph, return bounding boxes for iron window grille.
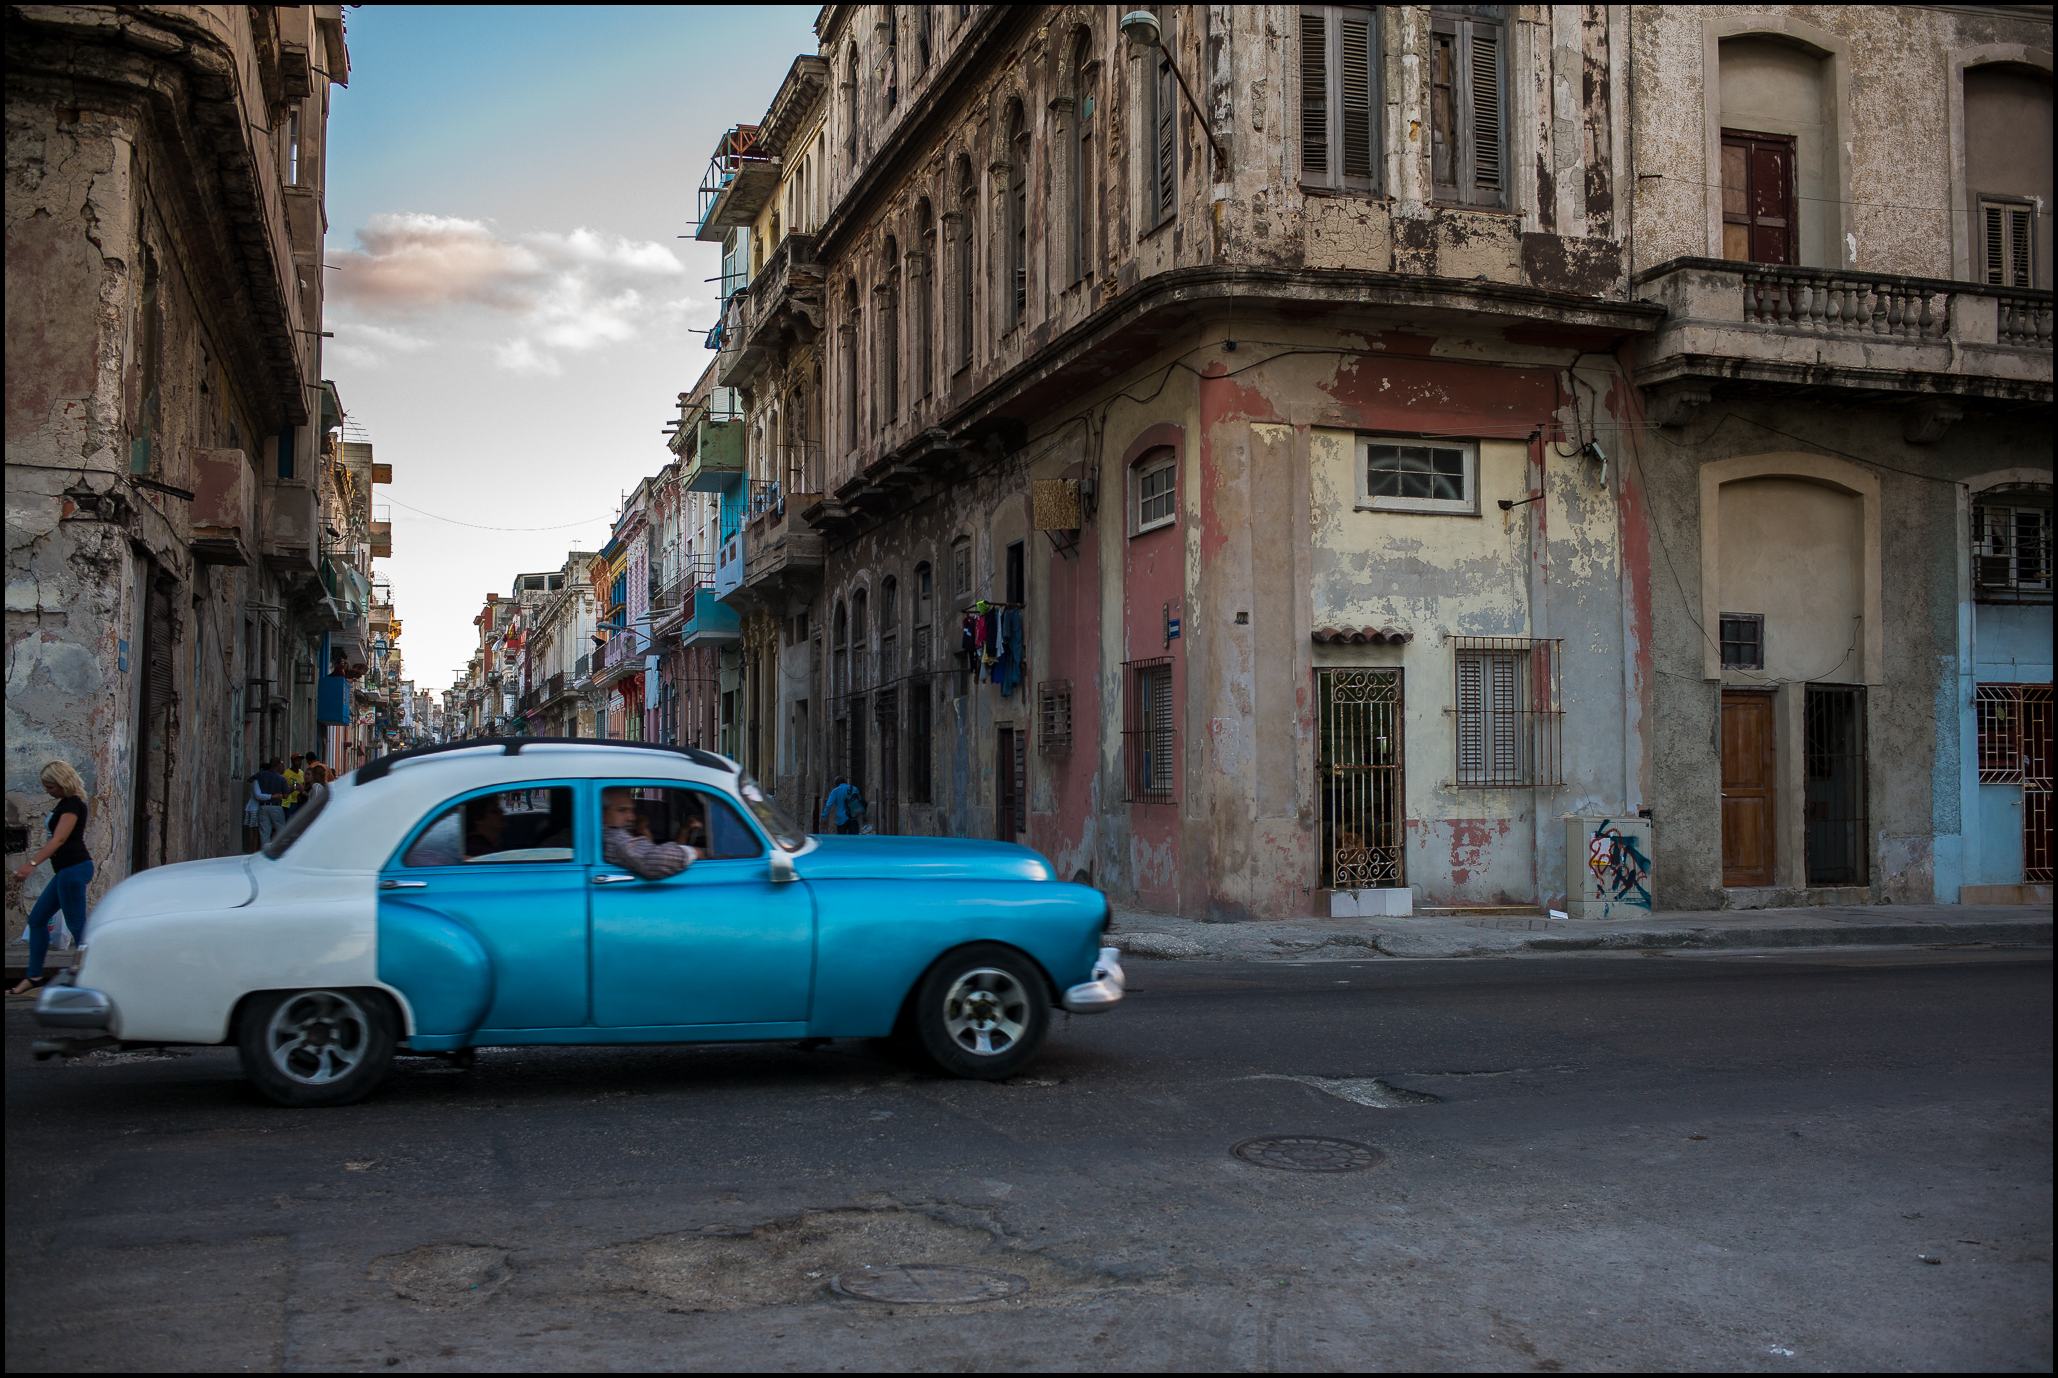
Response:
[1719,612,1765,670]
[1449,636,1563,787]
[1123,657,1175,803]
[1803,684,1868,887]
[1972,494,2052,604]
[1038,680,1073,754]
[1977,684,2026,784]
[1317,667,1406,887]
[1976,683,2055,882]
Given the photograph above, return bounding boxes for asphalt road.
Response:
[5,948,2051,1372]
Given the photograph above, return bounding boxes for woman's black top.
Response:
[49,797,90,869]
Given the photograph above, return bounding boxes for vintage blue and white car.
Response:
[34,739,1123,1106]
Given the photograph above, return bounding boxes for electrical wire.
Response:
[380,495,619,533]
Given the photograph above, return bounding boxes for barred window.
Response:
[1973,491,2052,603]
[1452,637,1562,787]
[1038,679,1073,754]
[1719,613,1765,670]
[1124,658,1175,802]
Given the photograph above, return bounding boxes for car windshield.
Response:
[736,773,806,851]
[261,782,327,859]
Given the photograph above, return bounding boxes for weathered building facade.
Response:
[792,3,1665,917]
[6,5,353,902]
[1626,5,2053,907]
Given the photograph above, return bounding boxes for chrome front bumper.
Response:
[31,983,119,1059]
[1061,946,1125,1013]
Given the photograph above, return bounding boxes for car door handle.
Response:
[592,873,639,885]
[380,879,428,890]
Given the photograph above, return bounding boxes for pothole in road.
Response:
[1243,1074,1443,1108]
[1232,1135,1385,1173]
[581,1205,1124,1314]
[369,1244,513,1309]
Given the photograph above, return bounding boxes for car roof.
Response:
[280,741,743,872]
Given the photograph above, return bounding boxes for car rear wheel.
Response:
[237,988,397,1108]
[912,944,1049,1080]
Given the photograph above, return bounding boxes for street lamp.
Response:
[1119,9,1225,173]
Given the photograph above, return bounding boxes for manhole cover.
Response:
[1231,1135,1384,1172]
[830,1263,1028,1305]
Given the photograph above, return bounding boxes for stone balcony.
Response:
[739,234,822,361]
[1633,258,2053,437]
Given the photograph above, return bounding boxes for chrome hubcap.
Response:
[265,990,372,1086]
[942,967,1029,1057]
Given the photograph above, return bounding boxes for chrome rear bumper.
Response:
[1061,946,1125,1013]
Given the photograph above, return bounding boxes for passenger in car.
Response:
[463,797,507,858]
[602,787,699,880]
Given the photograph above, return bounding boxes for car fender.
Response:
[374,899,496,1040]
[82,876,384,1044]
[807,880,1107,1036]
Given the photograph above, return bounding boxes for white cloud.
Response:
[328,212,687,371]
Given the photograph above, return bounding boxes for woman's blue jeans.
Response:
[25,860,92,979]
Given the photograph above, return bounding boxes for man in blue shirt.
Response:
[253,758,290,847]
[820,776,864,835]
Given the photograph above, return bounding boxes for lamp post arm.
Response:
[1156,38,1225,175]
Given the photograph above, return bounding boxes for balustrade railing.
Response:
[1995,289,2055,348]
[1739,267,1951,340]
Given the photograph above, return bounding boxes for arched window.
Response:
[882,5,899,113]
[851,587,870,688]
[1070,29,1095,285]
[841,281,861,455]
[844,46,860,168]
[1005,101,1028,328]
[879,235,900,421]
[914,199,936,400]
[880,575,900,678]
[954,156,976,371]
[915,6,933,79]
[832,599,849,698]
[913,561,934,666]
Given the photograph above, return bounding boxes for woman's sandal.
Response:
[7,976,49,997]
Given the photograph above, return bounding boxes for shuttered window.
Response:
[1429,7,1506,208]
[1979,196,2038,288]
[1300,6,1380,193]
[1456,649,1525,786]
[1125,658,1175,802]
[1146,15,1178,227]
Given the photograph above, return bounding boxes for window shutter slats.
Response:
[1340,16,1373,180]
[1156,58,1177,218]
[1984,204,2007,286]
[1489,652,1518,781]
[1469,23,1502,192]
[1457,654,1483,779]
[2009,208,2034,288]
[1301,11,1329,178]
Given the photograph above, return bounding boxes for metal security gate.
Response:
[1318,668,1404,888]
[1803,684,1867,886]
[2025,685,2053,883]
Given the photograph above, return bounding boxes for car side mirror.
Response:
[769,850,797,884]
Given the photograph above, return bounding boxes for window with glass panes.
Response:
[1360,438,1476,513]
[1136,452,1176,532]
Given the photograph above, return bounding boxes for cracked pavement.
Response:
[6,948,2051,1371]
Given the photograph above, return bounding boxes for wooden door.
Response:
[1721,128,1796,265]
[1721,690,1777,886]
[996,727,1018,840]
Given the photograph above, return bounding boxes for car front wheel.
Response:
[237,988,397,1108]
[912,944,1050,1080]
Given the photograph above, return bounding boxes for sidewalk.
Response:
[5,903,2049,984]
[1107,902,2054,961]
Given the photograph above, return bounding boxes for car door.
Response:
[378,781,590,1034]
[588,780,814,1028]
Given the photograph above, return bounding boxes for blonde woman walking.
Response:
[9,761,94,996]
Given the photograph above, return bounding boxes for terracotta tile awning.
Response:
[1312,625,1413,645]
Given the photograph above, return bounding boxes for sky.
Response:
[322,4,821,692]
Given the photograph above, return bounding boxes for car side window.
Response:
[600,785,764,863]
[403,786,576,867]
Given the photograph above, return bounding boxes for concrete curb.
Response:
[1372,920,2054,960]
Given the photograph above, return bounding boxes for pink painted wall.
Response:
[1119,423,1186,912]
